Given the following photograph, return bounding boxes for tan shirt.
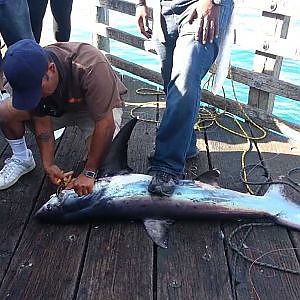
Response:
[36,42,127,121]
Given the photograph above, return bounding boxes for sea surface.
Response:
[41,0,300,125]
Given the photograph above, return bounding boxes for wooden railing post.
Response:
[93,2,110,52]
[247,12,290,113]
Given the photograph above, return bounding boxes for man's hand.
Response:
[188,0,220,44]
[45,164,74,186]
[66,173,95,196]
[136,4,152,38]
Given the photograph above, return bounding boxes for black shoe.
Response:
[148,171,179,196]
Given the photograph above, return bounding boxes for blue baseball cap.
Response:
[2,39,49,110]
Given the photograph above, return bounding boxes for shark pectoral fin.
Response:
[195,168,220,187]
[143,219,174,249]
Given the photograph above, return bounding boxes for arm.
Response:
[67,111,115,196]
[188,0,221,44]
[135,0,152,38]
[33,115,71,185]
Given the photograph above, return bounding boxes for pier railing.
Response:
[92,0,300,134]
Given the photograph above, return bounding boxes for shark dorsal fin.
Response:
[195,168,220,187]
[97,118,138,177]
[143,218,174,248]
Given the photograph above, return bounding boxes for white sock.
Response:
[0,90,10,101]
[6,137,30,160]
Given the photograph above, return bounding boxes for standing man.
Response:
[27,0,73,43]
[0,0,36,190]
[136,0,234,196]
[0,39,125,195]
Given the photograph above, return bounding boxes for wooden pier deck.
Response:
[0,77,300,300]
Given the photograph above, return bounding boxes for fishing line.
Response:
[228,222,300,275]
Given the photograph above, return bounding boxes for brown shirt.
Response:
[36,42,126,121]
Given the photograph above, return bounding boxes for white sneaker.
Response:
[0,90,11,102]
[0,150,36,190]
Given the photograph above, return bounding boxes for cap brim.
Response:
[12,86,42,110]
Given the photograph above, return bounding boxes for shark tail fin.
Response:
[265,184,300,231]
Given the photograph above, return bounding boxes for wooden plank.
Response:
[235,0,300,17]
[234,29,300,61]
[248,12,290,112]
[202,90,300,134]
[105,53,300,102]
[0,132,8,156]
[157,222,233,300]
[94,5,110,52]
[96,0,153,19]
[77,76,158,299]
[0,127,89,299]
[156,114,233,299]
[230,66,300,102]
[205,115,300,299]
[0,132,45,283]
[252,128,300,293]
[96,0,300,18]
[94,24,300,61]
[94,24,156,53]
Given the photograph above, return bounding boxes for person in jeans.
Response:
[0,40,125,195]
[27,0,73,43]
[136,0,234,196]
[0,0,36,190]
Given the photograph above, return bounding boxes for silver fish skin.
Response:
[35,173,300,231]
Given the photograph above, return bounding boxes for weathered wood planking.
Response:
[76,76,158,300]
[250,129,300,295]
[76,222,153,300]
[0,127,89,299]
[156,119,232,299]
[157,221,233,300]
[0,132,8,157]
[205,115,300,299]
[97,0,300,18]
[104,52,300,104]
[94,22,300,61]
[0,132,45,284]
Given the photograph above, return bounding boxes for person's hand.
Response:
[136,5,152,39]
[188,0,220,44]
[44,165,73,186]
[66,173,95,196]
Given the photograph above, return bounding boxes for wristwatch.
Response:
[212,0,222,4]
[82,169,98,179]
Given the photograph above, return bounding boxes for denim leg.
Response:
[27,0,48,43]
[150,34,218,177]
[150,1,233,177]
[50,0,73,42]
[0,0,34,46]
[154,12,178,94]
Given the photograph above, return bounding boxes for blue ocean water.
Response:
[42,1,300,125]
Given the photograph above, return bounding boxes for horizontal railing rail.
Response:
[93,0,300,132]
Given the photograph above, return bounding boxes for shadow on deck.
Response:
[0,76,300,300]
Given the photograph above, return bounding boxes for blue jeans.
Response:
[0,0,34,70]
[149,0,234,177]
[27,0,73,43]
[0,0,34,46]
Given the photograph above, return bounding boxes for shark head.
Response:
[35,118,138,222]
